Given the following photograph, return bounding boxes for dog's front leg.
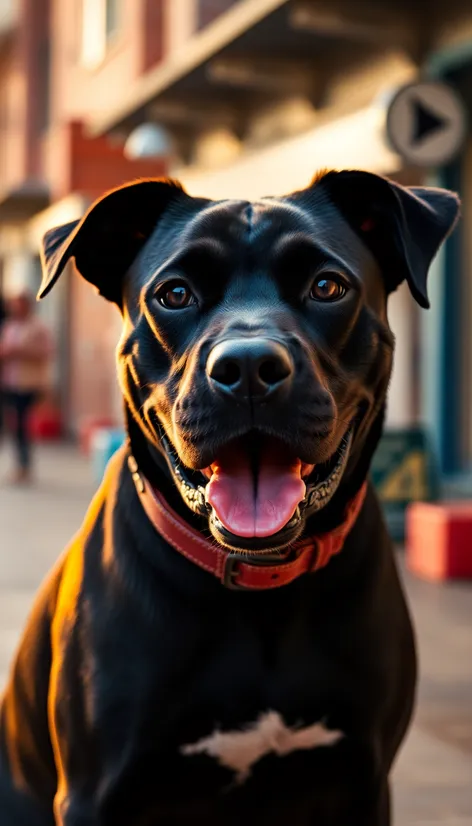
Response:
[352,778,390,826]
[0,575,59,825]
[0,771,55,826]
[47,635,103,826]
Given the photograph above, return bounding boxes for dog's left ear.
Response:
[38,178,188,305]
[314,170,461,308]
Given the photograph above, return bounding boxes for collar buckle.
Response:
[222,553,246,590]
[221,550,292,590]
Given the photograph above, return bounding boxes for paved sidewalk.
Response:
[0,444,471,824]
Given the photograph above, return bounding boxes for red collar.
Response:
[129,455,367,591]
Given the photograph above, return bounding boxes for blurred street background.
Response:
[0,1,472,823]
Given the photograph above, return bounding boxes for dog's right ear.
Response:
[38,178,187,305]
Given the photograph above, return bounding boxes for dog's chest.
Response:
[85,584,376,822]
[116,678,360,826]
[132,620,358,795]
[180,708,345,784]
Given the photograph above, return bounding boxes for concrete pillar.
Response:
[3,251,37,296]
[386,282,415,428]
[110,312,125,425]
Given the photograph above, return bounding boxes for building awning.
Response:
[0,183,49,223]
[0,193,88,259]
[26,193,90,253]
[177,105,403,200]
[88,0,415,140]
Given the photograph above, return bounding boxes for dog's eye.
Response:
[310,274,347,302]
[156,281,196,310]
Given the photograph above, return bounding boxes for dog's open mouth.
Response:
[160,429,353,548]
[203,435,315,538]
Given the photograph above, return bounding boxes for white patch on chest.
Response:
[180,711,344,783]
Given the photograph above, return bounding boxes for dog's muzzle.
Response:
[158,427,354,549]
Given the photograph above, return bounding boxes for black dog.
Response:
[0,170,459,825]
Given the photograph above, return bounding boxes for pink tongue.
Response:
[206,440,307,538]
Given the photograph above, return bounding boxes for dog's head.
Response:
[39,171,459,553]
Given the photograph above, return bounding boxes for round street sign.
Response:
[386,81,467,167]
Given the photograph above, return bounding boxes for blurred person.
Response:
[0,291,53,483]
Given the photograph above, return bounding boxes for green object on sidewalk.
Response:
[371,427,440,541]
[91,428,126,485]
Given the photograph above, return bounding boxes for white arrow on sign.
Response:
[386,81,467,167]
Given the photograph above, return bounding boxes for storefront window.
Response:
[80,0,121,68]
[105,0,120,38]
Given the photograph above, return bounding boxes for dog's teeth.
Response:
[301,462,315,479]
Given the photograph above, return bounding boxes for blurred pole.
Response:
[421,47,471,476]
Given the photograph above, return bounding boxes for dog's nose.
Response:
[207,338,294,400]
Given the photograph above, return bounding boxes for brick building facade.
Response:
[0,0,172,433]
